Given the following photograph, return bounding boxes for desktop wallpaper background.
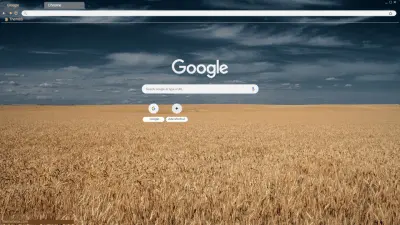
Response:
[0,0,400,224]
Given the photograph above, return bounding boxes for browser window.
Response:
[0,0,399,224]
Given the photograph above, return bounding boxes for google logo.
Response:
[171,59,228,79]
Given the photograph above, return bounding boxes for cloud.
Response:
[325,77,339,81]
[2,73,24,77]
[1,48,202,102]
[59,66,96,74]
[241,34,351,47]
[29,51,65,55]
[224,80,247,84]
[2,17,397,105]
[235,28,352,47]
[280,83,300,89]
[0,81,19,85]
[171,24,245,40]
[36,95,51,100]
[344,84,352,87]
[361,41,381,49]
[355,74,399,81]
[191,48,260,62]
[0,66,94,98]
[0,58,201,104]
[106,52,174,67]
[226,62,276,75]
[256,61,400,82]
[39,82,55,88]
[169,25,353,47]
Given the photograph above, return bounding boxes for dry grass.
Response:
[0,105,399,225]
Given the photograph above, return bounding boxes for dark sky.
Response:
[0,0,399,104]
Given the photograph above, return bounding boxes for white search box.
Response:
[142,84,259,94]
[22,10,396,17]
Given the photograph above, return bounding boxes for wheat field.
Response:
[0,105,399,224]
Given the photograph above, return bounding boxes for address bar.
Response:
[22,10,396,17]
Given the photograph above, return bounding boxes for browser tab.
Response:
[6,3,20,9]
[44,2,85,10]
